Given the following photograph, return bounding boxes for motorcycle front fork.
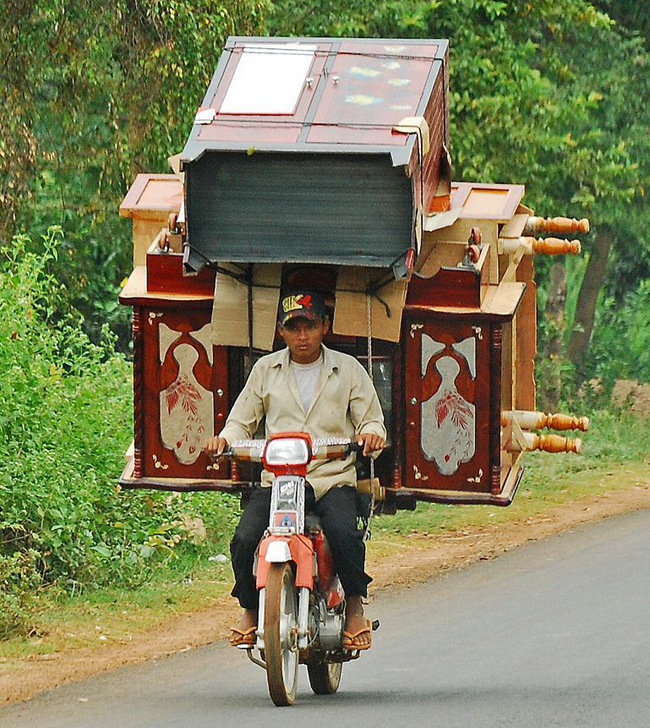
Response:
[246,583,310,670]
[253,584,310,651]
[297,586,310,650]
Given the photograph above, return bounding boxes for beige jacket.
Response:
[219,345,386,499]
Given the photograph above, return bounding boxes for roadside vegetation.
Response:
[0,400,647,660]
[0,233,238,640]
[1,1,649,655]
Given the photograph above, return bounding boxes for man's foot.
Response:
[230,608,257,647]
[343,596,372,651]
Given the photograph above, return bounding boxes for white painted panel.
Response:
[452,336,476,380]
[220,44,316,115]
[421,333,445,376]
[189,322,214,366]
[421,356,475,475]
[159,322,182,365]
[160,344,214,464]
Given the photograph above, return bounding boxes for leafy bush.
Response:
[0,230,238,637]
[0,551,41,640]
[585,279,650,388]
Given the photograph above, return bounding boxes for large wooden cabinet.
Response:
[402,316,498,493]
[134,306,228,480]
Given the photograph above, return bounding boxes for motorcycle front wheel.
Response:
[307,660,342,695]
[264,562,299,706]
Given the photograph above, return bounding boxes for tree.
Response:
[267,0,650,376]
[592,1,650,50]
[1,0,269,341]
[4,0,649,371]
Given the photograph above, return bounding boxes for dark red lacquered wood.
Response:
[391,339,405,489]
[120,476,248,493]
[412,58,448,213]
[307,41,436,148]
[137,305,229,479]
[407,266,481,308]
[403,313,492,492]
[385,463,523,507]
[490,324,503,494]
[231,458,241,483]
[133,307,145,479]
[146,251,216,295]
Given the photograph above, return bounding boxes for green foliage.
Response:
[593,1,650,50]
[536,253,650,396]
[1,0,269,343]
[583,279,650,388]
[0,551,41,640]
[0,230,239,637]
[269,0,650,361]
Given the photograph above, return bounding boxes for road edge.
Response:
[1,479,649,706]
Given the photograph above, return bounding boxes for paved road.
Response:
[2,509,650,728]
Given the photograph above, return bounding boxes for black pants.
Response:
[230,485,372,609]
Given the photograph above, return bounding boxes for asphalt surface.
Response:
[2,509,649,728]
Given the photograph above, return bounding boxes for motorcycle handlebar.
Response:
[348,441,365,456]
[308,440,369,460]
[212,449,233,459]
[206,442,263,462]
[207,439,366,462]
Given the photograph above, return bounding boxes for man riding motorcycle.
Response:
[205,290,386,651]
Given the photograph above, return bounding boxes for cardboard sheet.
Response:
[393,116,430,156]
[210,264,281,351]
[333,268,408,343]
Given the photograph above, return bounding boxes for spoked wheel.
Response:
[307,660,343,695]
[264,563,299,706]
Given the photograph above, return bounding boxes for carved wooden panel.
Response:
[134,306,229,479]
[404,316,497,491]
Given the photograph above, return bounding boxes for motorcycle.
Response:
[218,432,378,706]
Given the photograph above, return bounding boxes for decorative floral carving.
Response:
[467,468,484,484]
[160,343,214,465]
[413,464,429,481]
[421,356,476,476]
[434,390,473,430]
[165,377,202,417]
[152,454,169,470]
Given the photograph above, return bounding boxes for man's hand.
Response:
[357,433,386,456]
[204,436,229,456]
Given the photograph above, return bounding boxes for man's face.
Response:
[278,317,330,364]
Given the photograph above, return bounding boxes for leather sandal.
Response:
[229,625,257,647]
[342,619,372,651]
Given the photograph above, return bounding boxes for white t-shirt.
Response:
[291,355,323,414]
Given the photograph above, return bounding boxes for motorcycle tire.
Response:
[264,562,299,706]
[307,661,343,695]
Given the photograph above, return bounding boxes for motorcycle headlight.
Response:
[264,437,310,467]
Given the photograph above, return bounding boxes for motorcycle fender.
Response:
[265,541,291,563]
[256,535,314,590]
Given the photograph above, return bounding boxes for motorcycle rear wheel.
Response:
[264,562,299,706]
[307,660,343,695]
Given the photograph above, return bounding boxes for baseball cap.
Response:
[278,291,328,327]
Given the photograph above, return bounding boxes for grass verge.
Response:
[371,407,650,551]
[1,410,648,662]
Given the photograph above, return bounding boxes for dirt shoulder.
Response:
[2,474,649,706]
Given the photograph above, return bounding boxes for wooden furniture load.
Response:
[118,36,589,509]
[180,37,450,276]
